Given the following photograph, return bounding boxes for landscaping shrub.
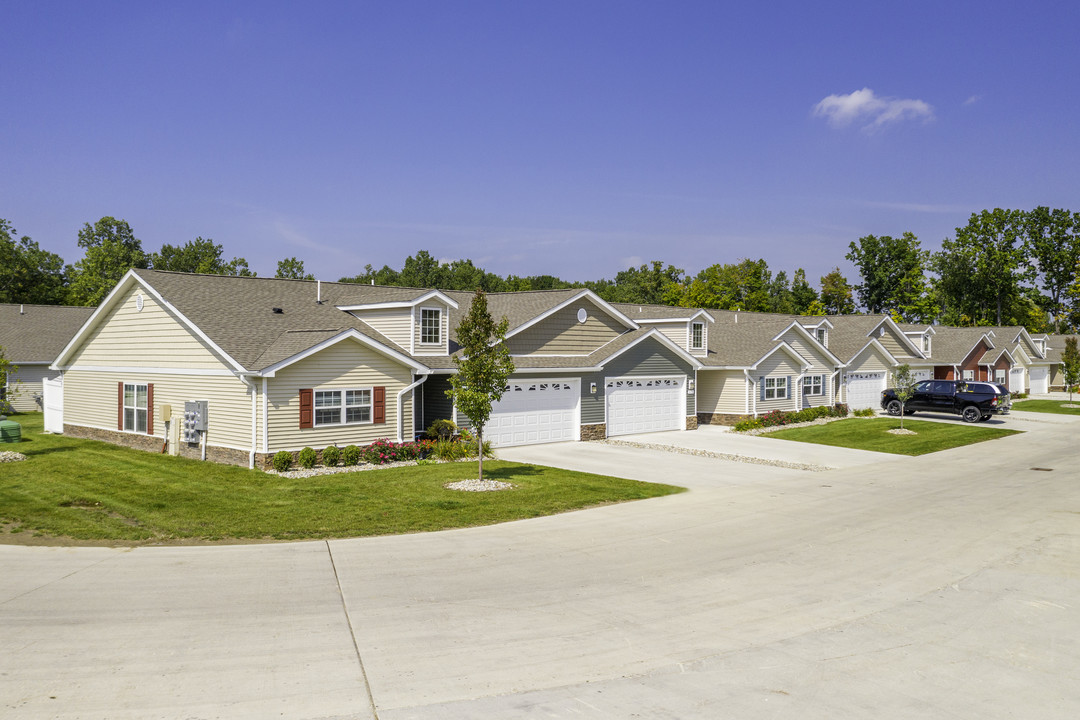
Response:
[360,438,427,465]
[734,403,850,431]
[733,417,764,432]
[853,407,877,417]
[342,445,362,466]
[321,445,341,466]
[425,419,457,440]
[298,447,317,469]
[271,450,293,472]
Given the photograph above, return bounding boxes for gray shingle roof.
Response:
[0,303,95,363]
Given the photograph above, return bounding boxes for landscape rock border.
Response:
[0,451,27,463]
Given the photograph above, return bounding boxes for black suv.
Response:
[881,379,1009,423]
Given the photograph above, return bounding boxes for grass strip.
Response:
[762,417,1021,456]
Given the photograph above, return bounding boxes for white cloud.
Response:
[964,95,981,106]
[813,87,934,131]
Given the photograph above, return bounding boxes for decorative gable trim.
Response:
[504,289,638,340]
[259,329,431,377]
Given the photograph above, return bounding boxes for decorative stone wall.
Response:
[63,424,251,467]
[580,423,606,441]
[696,412,748,426]
[685,415,699,430]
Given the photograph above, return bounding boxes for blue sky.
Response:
[4,1,1078,286]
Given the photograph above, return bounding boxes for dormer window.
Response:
[691,321,704,350]
[815,327,827,346]
[922,334,931,353]
[420,308,441,344]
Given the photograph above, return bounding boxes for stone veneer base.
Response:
[580,423,606,441]
[697,412,749,426]
[63,424,252,467]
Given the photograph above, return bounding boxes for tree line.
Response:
[3,207,1078,332]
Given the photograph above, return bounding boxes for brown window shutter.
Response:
[118,382,124,430]
[147,383,154,436]
[299,389,313,429]
[373,386,386,424]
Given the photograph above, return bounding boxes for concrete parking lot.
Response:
[2,413,1078,719]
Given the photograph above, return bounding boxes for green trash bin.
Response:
[0,416,21,443]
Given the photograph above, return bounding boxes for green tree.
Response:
[846,232,936,321]
[151,237,254,276]
[1025,207,1080,332]
[275,257,314,280]
[789,268,819,315]
[339,263,401,286]
[66,217,148,306]
[1062,336,1080,402]
[398,250,445,288]
[599,261,684,305]
[447,289,515,483]
[681,259,773,311]
[934,209,1027,326]
[0,219,68,304]
[819,268,856,315]
[889,364,918,430]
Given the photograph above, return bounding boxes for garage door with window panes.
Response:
[845,372,886,410]
[1029,366,1049,394]
[487,380,579,447]
[605,376,685,437]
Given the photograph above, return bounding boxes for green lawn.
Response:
[762,418,1021,456]
[1011,399,1080,415]
[0,413,683,544]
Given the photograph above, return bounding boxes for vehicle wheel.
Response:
[961,405,981,423]
[886,400,902,416]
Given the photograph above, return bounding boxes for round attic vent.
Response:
[577,308,588,323]
[135,294,144,312]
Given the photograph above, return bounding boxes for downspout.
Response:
[261,377,268,455]
[744,369,754,417]
[239,375,258,469]
[829,369,840,406]
[397,374,428,442]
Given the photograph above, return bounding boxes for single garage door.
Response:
[1009,367,1025,393]
[606,376,685,437]
[845,372,886,410]
[1029,366,1049,394]
[487,379,579,447]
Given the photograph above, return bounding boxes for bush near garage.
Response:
[733,403,849,432]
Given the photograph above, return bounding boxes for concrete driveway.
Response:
[3,414,1079,719]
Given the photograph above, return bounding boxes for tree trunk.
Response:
[477,425,484,482]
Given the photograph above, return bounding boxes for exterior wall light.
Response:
[590,382,597,394]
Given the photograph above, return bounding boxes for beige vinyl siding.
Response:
[66,286,225,369]
[697,369,746,414]
[507,298,625,356]
[353,308,412,351]
[875,326,912,359]
[778,331,832,373]
[6,364,56,412]
[652,322,688,349]
[849,347,890,373]
[266,339,414,451]
[412,303,450,356]
[754,353,801,413]
[63,369,255,450]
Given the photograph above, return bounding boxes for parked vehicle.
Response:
[881,379,1009,423]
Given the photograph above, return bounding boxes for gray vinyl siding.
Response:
[63,369,254,449]
[582,339,695,424]
[697,369,746,414]
[506,298,625,356]
[420,374,455,433]
[6,364,55,412]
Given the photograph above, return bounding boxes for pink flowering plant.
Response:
[359,438,431,465]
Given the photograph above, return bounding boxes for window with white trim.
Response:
[995,369,1006,383]
[123,383,148,433]
[764,377,787,400]
[962,369,974,381]
[922,334,931,353]
[803,374,823,395]
[420,308,441,344]
[314,388,372,426]
[815,327,827,345]
[691,322,704,350]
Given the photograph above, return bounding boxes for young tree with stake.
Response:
[447,289,515,482]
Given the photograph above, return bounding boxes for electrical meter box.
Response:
[183,401,208,443]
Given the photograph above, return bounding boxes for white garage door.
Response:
[606,376,685,437]
[845,372,886,410]
[487,379,579,447]
[1029,366,1049,394]
[1009,367,1025,393]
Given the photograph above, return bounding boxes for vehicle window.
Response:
[933,381,952,393]
[915,380,933,392]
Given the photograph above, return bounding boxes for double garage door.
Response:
[486,375,686,447]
